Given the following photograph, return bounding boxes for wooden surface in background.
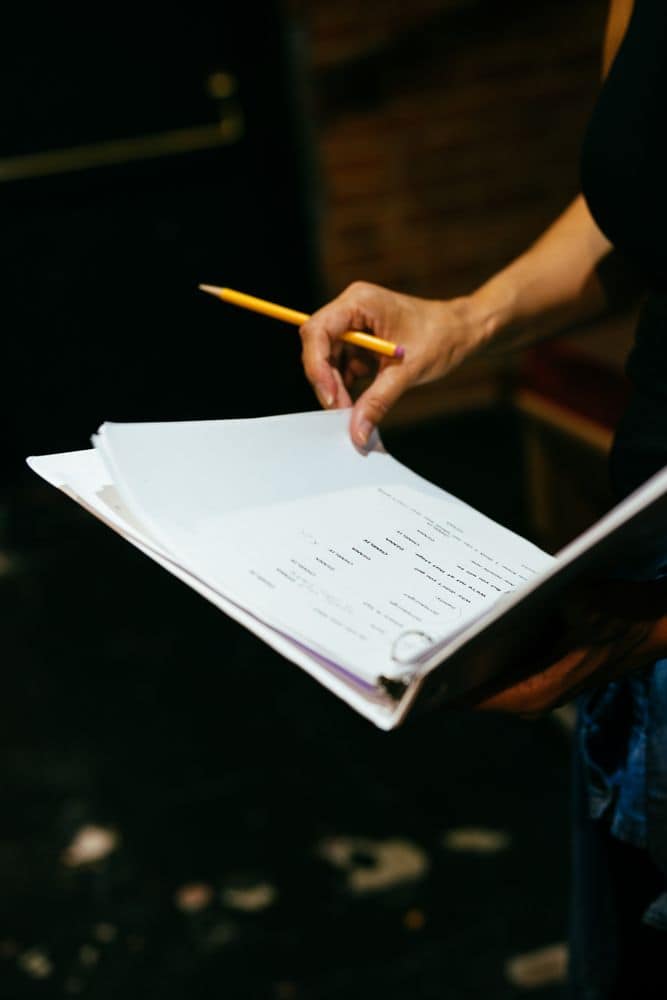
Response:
[300,0,635,426]
[306,0,607,296]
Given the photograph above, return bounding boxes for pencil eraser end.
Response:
[394,345,405,360]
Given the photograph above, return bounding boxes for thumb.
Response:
[350,363,411,448]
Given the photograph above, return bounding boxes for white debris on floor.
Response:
[61,825,120,868]
[221,882,278,912]
[318,835,429,894]
[505,942,568,990]
[174,882,215,913]
[441,827,511,855]
[18,947,53,979]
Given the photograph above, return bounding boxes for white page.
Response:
[415,457,667,677]
[95,409,552,682]
[26,449,403,729]
[27,413,667,727]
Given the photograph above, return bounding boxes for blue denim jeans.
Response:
[569,697,667,998]
[569,435,667,997]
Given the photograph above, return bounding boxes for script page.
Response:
[97,410,552,683]
[26,448,403,727]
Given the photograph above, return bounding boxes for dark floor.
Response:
[0,409,572,998]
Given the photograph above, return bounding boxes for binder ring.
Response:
[391,630,434,665]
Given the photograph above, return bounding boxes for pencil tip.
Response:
[198,284,220,295]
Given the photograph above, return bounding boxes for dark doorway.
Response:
[1,5,319,477]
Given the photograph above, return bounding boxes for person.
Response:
[298,1,667,995]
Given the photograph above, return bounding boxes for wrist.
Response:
[463,273,520,346]
[425,295,493,372]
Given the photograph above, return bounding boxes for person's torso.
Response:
[582,0,667,290]
[581,0,667,486]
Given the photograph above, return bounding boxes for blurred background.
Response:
[0,1,635,996]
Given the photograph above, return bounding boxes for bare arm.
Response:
[298,2,667,714]
[467,195,612,353]
[300,0,633,449]
[299,197,612,448]
[475,579,667,715]
[603,0,634,76]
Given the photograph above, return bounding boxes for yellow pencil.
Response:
[198,285,405,360]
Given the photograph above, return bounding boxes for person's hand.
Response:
[472,578,667,716]
[299,282,491,448]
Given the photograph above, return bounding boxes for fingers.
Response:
[343,348,375,391]
[330,366,353,409]
[300,282,383,411]
[350,361,412,448]
[299,282,412,435]
[300,295,363,409]
[332,342,372,392]
[299,314,338,409]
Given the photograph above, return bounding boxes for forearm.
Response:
[461,195,614,354]
[477,623,660,716]
[476,579,667,715]
[300,182,616,441]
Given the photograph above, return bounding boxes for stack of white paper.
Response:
[28,408,667,729]
[27,410,551,727]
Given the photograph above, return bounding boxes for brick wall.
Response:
[295,0,635,424]
[304,0,607,298]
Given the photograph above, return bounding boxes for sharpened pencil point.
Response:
[198,284,222,296]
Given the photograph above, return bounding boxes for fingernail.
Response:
[316,384,335,408]
[355,418,373,447]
